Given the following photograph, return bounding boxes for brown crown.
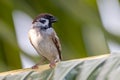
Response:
[32,13,54,24]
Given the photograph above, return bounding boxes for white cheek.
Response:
[43,19,49,26]
[33,19,49,27]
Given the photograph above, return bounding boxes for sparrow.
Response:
[28,13,62,68]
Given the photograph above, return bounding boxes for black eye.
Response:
[39,20,46,23]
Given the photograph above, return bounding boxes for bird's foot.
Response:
[31,64,39,69]
[49,62,56,68]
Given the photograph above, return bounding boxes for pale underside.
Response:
[28,27,61,63]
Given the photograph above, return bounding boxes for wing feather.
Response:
[51,32,62,60]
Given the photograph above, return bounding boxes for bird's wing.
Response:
[51,32,62,60]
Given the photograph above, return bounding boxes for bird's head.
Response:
[32,13,57,29]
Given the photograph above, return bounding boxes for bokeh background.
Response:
[0,0,120,72]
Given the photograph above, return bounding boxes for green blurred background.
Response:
[1,0,120,72]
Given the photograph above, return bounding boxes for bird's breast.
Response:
[29,29,43,47]
[29,28,58,61]
[29,28,55,51]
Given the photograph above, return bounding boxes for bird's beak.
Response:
[51,16,57,23]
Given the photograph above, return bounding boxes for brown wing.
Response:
[52,32,62,60]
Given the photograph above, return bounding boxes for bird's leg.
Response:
[32,63,39,69]
[32,57,46,69]
[49,60,56,68]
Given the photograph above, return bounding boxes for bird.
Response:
[28,13,62,68]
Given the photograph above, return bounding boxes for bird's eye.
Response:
[39,20,46,23]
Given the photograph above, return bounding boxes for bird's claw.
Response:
[49,62,56,68]
[31,64,39,69]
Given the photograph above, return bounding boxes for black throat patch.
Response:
[41,26,51,30]
[41,23,52,30]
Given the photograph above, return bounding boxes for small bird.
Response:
[28,13,62,68]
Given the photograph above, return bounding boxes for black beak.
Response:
[50,16,57,23]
